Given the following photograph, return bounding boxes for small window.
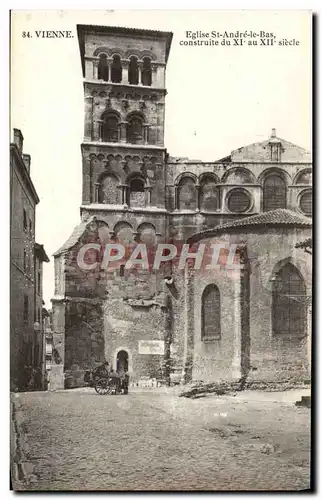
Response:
[120,264,125,277]
[272,263,306,336]
[128,56,139,85]
[38,308,41,323]
[23,209,27,232]
[102,113,119,142]
[127,115,144,144]
[111,55,122,83]
[141,57,152,86]
[23,295,29,324]
[227,189,251,213]
[38,271,41,293]
[29,219,33,235]
[201,285,221,340]
[270,143,281,162]
[98,54,109,81]
[299,190,312,217]
[128,178,145,207]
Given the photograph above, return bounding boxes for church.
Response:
[50,24,312,390]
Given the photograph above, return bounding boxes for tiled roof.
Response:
[295,237,312,249]
[53,216,96,257]
[188,209,312,243]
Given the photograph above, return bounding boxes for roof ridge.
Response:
[187,209,312,243]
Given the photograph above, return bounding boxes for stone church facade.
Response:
[51,24,312,389]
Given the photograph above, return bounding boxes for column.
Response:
[94,182,100,203]
[145,187,152,206]
[143,124,149,144]
[183,267,194,383]
[232,270,242,380]
[195,184,200,212]
[93,58,99,80]
[107,59,113,82]
[138,62,143,85]
[96,119,103,142]
[174,186,179,210]
[84,96,93,141]
[119,185,128,205]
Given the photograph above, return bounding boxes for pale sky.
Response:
[10,10,312,306]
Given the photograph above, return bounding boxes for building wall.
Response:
[189,228,311,384]
[52,26,312,389]
[10,148,36,389]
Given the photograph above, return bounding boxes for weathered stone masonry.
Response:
[51,24,312,389]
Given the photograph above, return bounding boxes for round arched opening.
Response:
[116,350,129,373]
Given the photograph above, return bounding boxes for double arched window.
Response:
[272,263,306,337]
[101,112,120,143]
[201,285,221,341]
[263,174,287,211]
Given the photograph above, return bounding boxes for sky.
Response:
[10,10,312,306]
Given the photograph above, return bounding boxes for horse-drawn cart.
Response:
[84,367,129,395]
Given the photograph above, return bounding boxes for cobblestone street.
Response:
[11,388,310,491]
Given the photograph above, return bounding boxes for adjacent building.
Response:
[10,129,49,391]
[51,25,312,389]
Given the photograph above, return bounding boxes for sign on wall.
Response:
[138,340,165,355]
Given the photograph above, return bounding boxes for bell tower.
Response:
[77,25,173,224]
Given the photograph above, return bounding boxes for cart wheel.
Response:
[94,378,109,395]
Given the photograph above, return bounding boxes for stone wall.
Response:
[188,227,312,385]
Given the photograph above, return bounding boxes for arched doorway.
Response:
[116,350,129,373]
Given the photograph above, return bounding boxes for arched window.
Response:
[227,188,251,213]
[200,175,219,212]
[177,177,197,210]
[142,57,152,86]
[263,174,287,211]
[98,54,109,81]
[111,55,122,83]
[224,168,254,184]
[128,56,139,85]
[114,222,134,246]
[272,263,306,336]
[127,115,144,144]
[102,112,119,142]
[299,190,312,216]
[295,171,312,185]
[128,177,145,207]
[98,174,119,204]
[137,223,156,246]
[201,285,221,341]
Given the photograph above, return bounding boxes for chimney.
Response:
[13,128,24,153]
[270,128,276,138]
[23,154,31,174]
